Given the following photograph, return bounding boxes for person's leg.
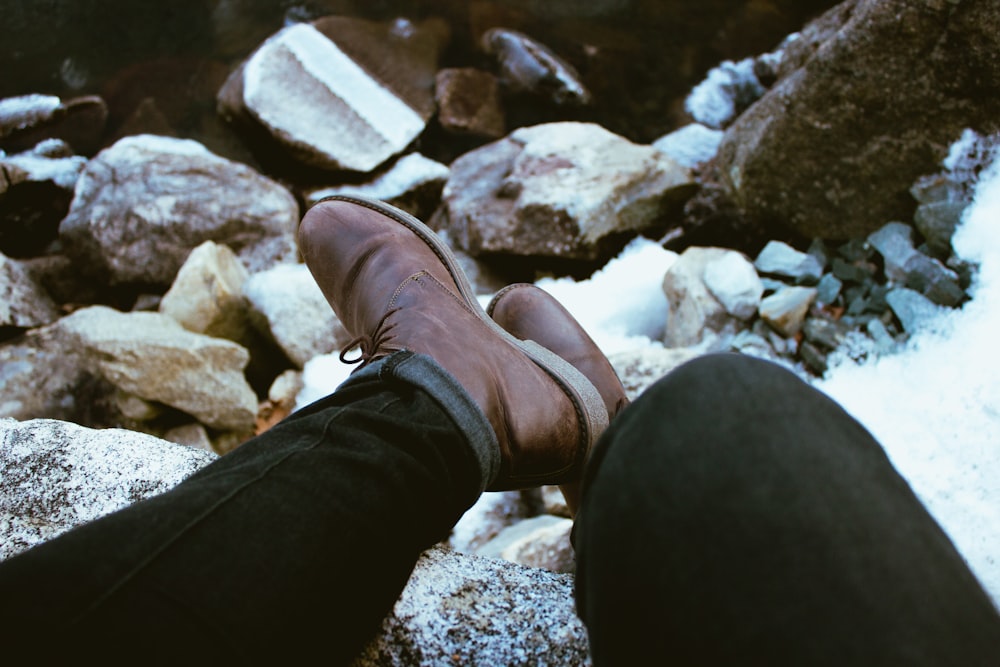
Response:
[575,353,1000,665]
[0,352,494,663]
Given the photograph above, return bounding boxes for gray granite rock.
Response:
[56,305,258,431]
[607,347,702,400]
[354,545,590,667]
[59,135,298,287]
[0,417,215,560]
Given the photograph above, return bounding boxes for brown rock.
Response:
[716,0,1000,240]
[435,68,506,138]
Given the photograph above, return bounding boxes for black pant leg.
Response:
[575,353,1000,666]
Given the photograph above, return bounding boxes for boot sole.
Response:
[311,194,609,487]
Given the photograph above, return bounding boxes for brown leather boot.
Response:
[298,195,608,492]
[488,283,629,514]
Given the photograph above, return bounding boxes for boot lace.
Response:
[339,308,402,367]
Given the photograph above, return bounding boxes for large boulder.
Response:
[218,16,447,173]
[55,306,258,432]
[59,135,298,287]
[715,0,1000,239]
[442,122,695,261]
[0,417,591,664]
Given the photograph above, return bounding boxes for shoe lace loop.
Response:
[339,308,402,366]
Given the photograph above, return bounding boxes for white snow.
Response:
[684,58,764,129]
[652,123,724,168]
[817,150,1000,603]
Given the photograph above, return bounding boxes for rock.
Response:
[0,94,107,155]
[159,241,252,342]
[886,287,943,334]
[443,122,694,261]
[702,250,764,320]
[715,0,1000,239]
[0,139,87,257]
[914,200,967,258]
[435,68,506,138]
[218,16,447,172]
[758,286,817,337]
[0,326,108,424]
[652,123,724,168]
[815,273,843,305]
[541,486,571,518]
[0,417,216,560]
[59,135,298,287]
[607,346,702,400]
[662,247,748,348]
[451,491,541,554]
[306,153,449,221]
[867,222,916,283]
[867,222,965,307]
[802,316,849,350]
[163,422,215,453]
[1,419,590,663]
[480,28,590,106]
[754,240,823,283]
[355,545,589,666]
[478,515,576,574]
[0,251,60,328]
[243,263,351,368]
[56,305,258,431]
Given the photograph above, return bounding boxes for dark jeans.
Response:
[2,352,998,664]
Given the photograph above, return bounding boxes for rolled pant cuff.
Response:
[340,351,501,493]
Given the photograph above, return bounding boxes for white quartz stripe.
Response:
[280,23,425,148]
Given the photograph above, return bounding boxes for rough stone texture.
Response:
[716,0,1000,239]
[759,286,818,337]
[159,240,252,342]
[0,251,60,328]
[1,420,590,664]
[218,16,447,172]
[435,68,506,138]
[443,122,694,261]
[59,135,298,287]
[0,417,215,560]
[867,222,965,307]
[56,305,258,431]
[353,546,590,667]
[0,326,101,423]
[662,247,749,348]
[306,153,449,221]
[243,263,351,368]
